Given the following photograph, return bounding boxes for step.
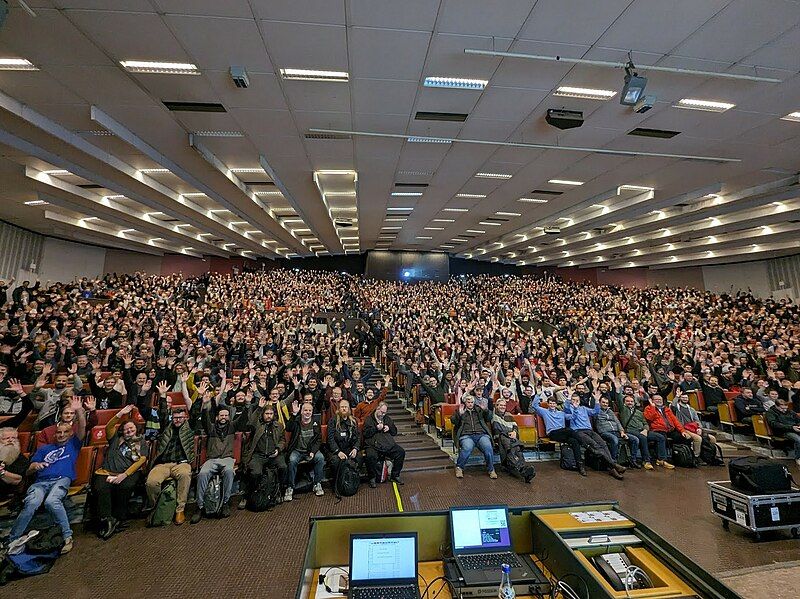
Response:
[404,459,454,473]
[404,450,452,462]
[403,443,444,453]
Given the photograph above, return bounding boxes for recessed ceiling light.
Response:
[466,229,486,234]
[229,221,247,225]
[0,58,38,71]
[42,169,71,176]
[554,86,616,100]
[280,68,349,82]
[24,200,49,206]
[518,197,549,203]
[475,172,512,179]
[386,218,407,222]
[282,218,304,223]
[387,207,413,211]
[423,76,488,90]
[451,238,468,242]
[382,226,402,230]
[456,193,486,198]
[440,244,455,249]
[443,208,469,212]
[495,211,521,216]
[780,111,800,122]
[121,60,200,75]
[675,98,735,112]
[191,130,244,137]
[432,219,455,223]
[424,227,444,230]
[292,228,312,233]
[416,236,433,240]
[254,191,283,196]
[391,192,423,197]
[119,229,136,234]
[407,136,451,144]
[478,221,501,226]
[139,168,171,174]
[229,168,264,174]
[548,179,583,186]
[617,184,654,193]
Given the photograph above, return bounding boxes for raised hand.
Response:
[83,396,97,411]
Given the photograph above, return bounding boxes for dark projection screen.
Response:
[365,251,450,282]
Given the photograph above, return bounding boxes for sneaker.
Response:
[657,460,675,470]
[313,483,324,497]
[238,498,247,510]
[284,487,294,502]
[609,469,624,480]
[455,467,464,479]
[630,461,642,470]
[643,462,654,471]
[613,463,627,474]
[578,466,587,477]
[368,479,377,488]
[390,476,404,485]
[190,510,202,525]
[61,537,73,554]
[488,470,498,479]
[7,530,40,555]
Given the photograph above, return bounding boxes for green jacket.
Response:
[154,395,196,464]
[615,397,648,434]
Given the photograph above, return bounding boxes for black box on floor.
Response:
[708,480,800,538]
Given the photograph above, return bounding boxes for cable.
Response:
[322,567,349,595]
[420,575,456,599]
[623,565,653,598]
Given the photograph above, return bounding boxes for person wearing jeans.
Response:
[765,399,800,467]
[616,393,654,470]
[534,397,586,476]
[284,400,325,500]
[450,394,496,479]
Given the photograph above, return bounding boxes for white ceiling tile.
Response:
[350,27,431,80]
[259,21,348,71]
[0,71,85,105]
[206,72,287,110]
[252,0,345,24]
[492,40,587,90]
[255,134,308,159]
[518,0,631,46]
[349,0,440,31]
[353,113,410,134]
[352,79,418,115]
[154,0,253,17]
[165,16,271,72]
[415,86,483,115]
[228,108,297,138]
[353,135,405,160]
[425,34,510,81]
[59,1,154,9]
[743,25,800,71]
[471,87,548,122]
[458,118,519,140]
[46,66,157,107]
[294,111,352,132]
[438,0,536,37]
[282,80,351,112]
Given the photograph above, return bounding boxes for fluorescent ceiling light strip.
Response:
[443,208,469,212]
[433,219,455,222]
[617,184,654,193]
[456,193,486,198]
[424,227,444,230]
[0,58,38,71]
[451,238,468,242]
[386,218,407,222]
[780,111,800,122]
[138,168,171,174]
[120,60,200,75]
[407,136,452,144]
[254,191,283,196]
[548,179,583,186]
[387,207,413,211]
[423,76,487,90]
[440,244,455,248]
[391,192,423,196]
[42,170,71,176]
[310,128,741,163]
[479,221,501,226]
[229,168,264,174]
[416,236,433,239]
[675,98,735,112]
[496,211,521,216]
[24,200,49,206]
[475,172,512,179]
[518,198,549,203]
[466,229,485,233]
[554,86,616,100]
[191,131,244,138]
[280,68,349,82]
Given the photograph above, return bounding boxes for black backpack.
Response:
[504,447,536,483]
[559,444,579,471]
[203,473,225,516]
[729,456,794,494]
[699,437,724,466]
[584,448,608,471]
[248,469,281,512]
[671,443,696,468]
[335,459,361,498]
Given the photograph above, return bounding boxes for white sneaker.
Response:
[7,530,40,555]
[283,487,293,502]
[60,537,73,554]
[314,483,324,497]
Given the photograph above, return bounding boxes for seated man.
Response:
[450,394,497,480]
[765,399,800,467]
[595,396,629,464]
[241,399,286,509]
[671,391,716,461]
[643,394,691,469]
[616,394,654,470]
[491,398,534,483]
[564,394,625,480]
[145,381,194,525]
[92,404,147,539]
[328,398,363,474]
[734,387,765,424]
[192,388,249,523]
[353,376,390,420]
[534,396,586,476]
[284,400,325,501]
[6,396,86,555]
[363,401,405,487]
[0,427,30,503]
[89,363,126,409]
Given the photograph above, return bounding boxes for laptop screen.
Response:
[350,533,417,585]
[451,506,513,554]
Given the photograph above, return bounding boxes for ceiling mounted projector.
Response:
[620,61,647,106]
[634,95,656,113]
[546,109,583,130]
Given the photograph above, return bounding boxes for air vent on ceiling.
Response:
[394,182,429,188]
[242,180,274,186]
[211,238,224,243]
[77,184,103,189]
[304,132,352,140]
[530,189,564,196]
[415,111,468,122]
[163,101,226,113]
[335,218,354,228]
[628,127,680,139]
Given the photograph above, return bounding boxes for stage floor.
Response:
[7,461,800,598]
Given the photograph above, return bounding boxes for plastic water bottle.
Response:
[498,563,515,599]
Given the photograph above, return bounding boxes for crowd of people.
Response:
[0,268,799,559]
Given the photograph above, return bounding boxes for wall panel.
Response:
[702,261,771,297]
[0,221,44,281]
[104,249,163,275]
[767,254,800,299]
[38,238,106,282]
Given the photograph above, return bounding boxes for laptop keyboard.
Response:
[350,585,418,599]
[459,552,522,570]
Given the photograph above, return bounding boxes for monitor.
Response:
[349,532,418,586]
[450,505,513,554]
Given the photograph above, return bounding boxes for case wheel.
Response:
[791,527,799,538]
[721,520,729,530]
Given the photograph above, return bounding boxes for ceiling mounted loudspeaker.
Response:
[545,109,583,130]
[229,66,249,88]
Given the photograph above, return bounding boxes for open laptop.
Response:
[450,505,537,585]
[348,532,421,599]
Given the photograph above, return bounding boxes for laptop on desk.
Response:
[450,505,540,586]
[348,532,421,599]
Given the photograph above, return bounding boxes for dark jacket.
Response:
[153,396,196,464]
[328,416,360,455]
[201,402,249,461]
[243,407,285,465]
[734,393,765,419]
[363,412,398,452]
[285,414,322,455]
[450,406,492,440]
[765,405,800,435]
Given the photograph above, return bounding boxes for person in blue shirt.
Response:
[533,396,586,476]
[7,398,86,554]
[564,393,625,480]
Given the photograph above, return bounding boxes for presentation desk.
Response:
[295,502,741,599]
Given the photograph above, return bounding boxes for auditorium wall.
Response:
[39,238,106,282]
[701,261,771,297]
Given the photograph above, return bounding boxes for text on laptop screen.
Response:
[452,507,512,551]
[351,536,416,582]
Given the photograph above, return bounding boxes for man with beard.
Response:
[0,427,30,502]
[241,399,287,509]
[31,364,84,428]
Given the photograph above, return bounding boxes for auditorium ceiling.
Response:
[0,0,799,268]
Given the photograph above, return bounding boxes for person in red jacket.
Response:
[643,395,692,469]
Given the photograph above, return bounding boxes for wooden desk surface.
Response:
[537,512,634,532]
